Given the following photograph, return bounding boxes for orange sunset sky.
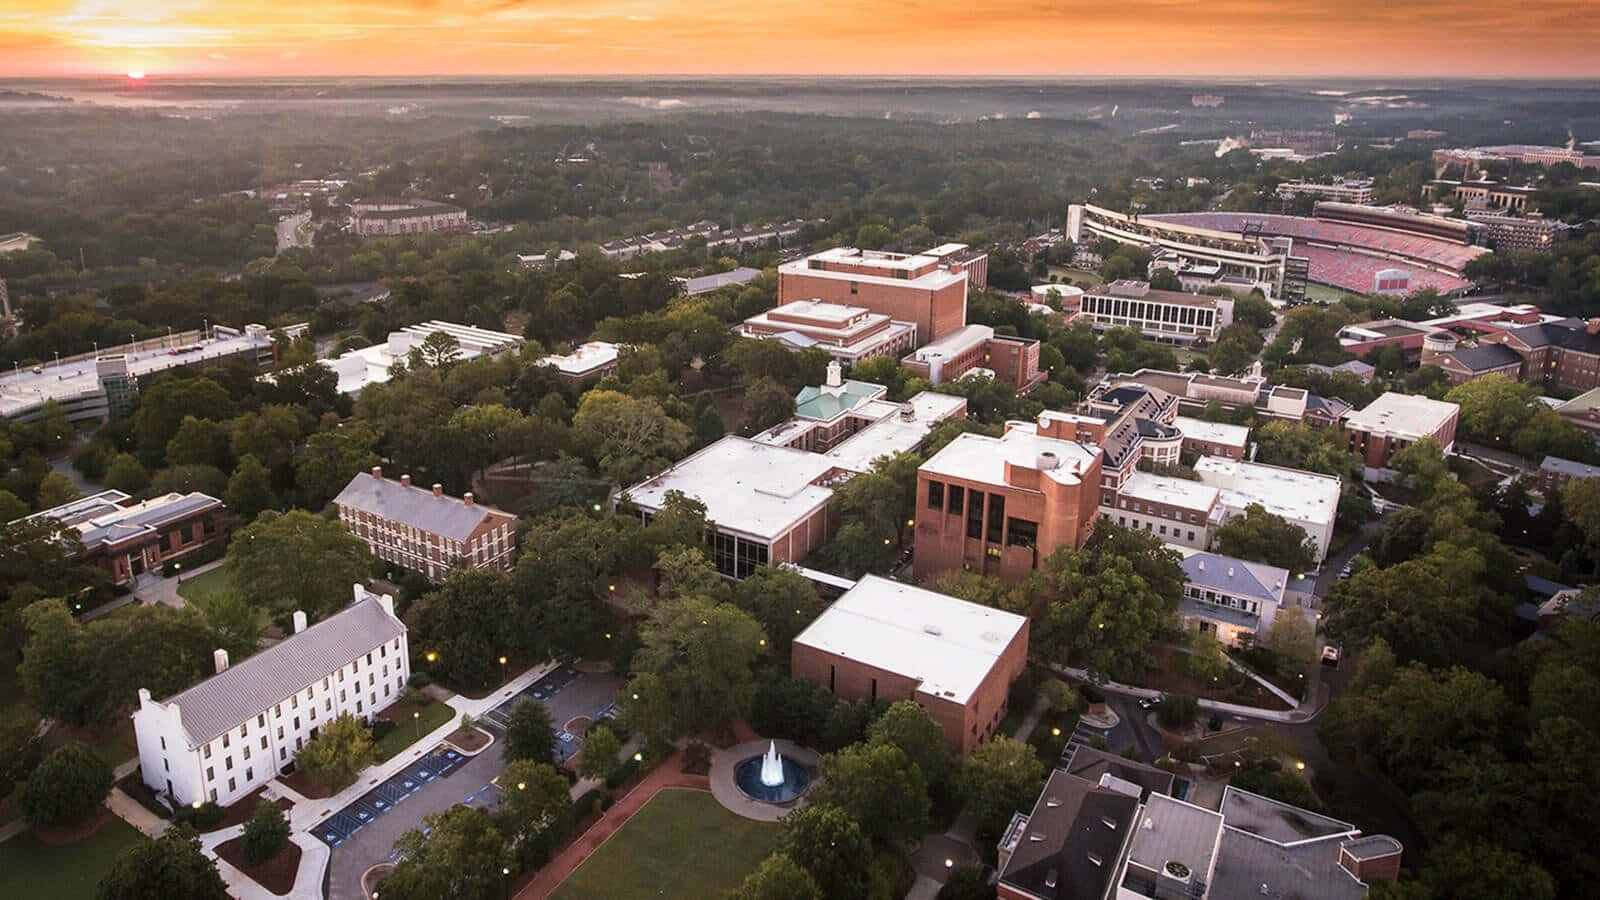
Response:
[2,0,1599,78]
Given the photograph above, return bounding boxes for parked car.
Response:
[1321,644,1342,668]
[1138,696,1160,710]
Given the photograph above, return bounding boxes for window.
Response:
[221,734,229,749]
[257,713,265,728]
[949,485,964,516]
[926,481,944,511]
[205,766,214,781]
[228,777,236,793]
[986,493,1006,544]
[160,736,166,751]
[225,756,233,771]
[966,490,985,539]
[260,736,267,750]
[203,745,211,760]
[245,768,253,782]
[1006,518,1038,548]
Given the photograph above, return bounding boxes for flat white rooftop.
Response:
[625,436,838,542]
[823,391,968,474]
[539,341,620,376]
[1118,472,1221,512]
[1194,457,1341,526]
[781,249,967,291]
[909,324,994,362]
[1342,391,1459,442]
[921,426,1101,489]
[793,574,1027,705]
[1174,416,1251,448]
[325,320,524,395]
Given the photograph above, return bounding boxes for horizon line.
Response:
[5,72,1600,82]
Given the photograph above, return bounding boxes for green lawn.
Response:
[0,816,144,900]
[550,789,779,900]
[373,699,455,763]
[174,566,234,605]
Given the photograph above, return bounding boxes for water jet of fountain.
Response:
[759,741,785,788]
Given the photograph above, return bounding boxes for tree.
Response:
[1445,375,1538,443]
[740,376,794,435]
[960,736,1045,834]
[1025,524,1184,681]
[1562,476,1600,575]
[778,804,873,899]
[224,453,277,519]
[190,591,265,663]
[1206,338,1255,376]
[936,865,996,900]
[21,742,112,826]
[570,390,692,486]
[0,489,25,523]
[1261,609,1317,670]
[578,724,621,782]
[1322,558,1482,665]
[132,376,234,465]
[495,759,572,866]
[102,453,151,495]
[629,595,767,739]
[18,598,89,722]
[293,424,381,509]
[35,471,80,510]
[1320,663,1509,785]
[147,464,229,499]
[97,828,230,900]
[867,700,951,789]
[224,510,370,620]
[241,801,290,865]
[502,699,556,765]
[1230,766,1321,811]
[734,566,826,651]
[654,546,729,604]
[1389,438,1450,500]
[1178,629,1228,683]
[1212,504,1318,573]
[228,405,305,472]
[417,330,463,368]
[1252,421,1355,478]
[164,416,232,471]
[1396,839,1557,900]
[378,805,512,900]
[407,567,524,690]
[728,852,823,900]
[293,713,374,792]
[812,741,930,842]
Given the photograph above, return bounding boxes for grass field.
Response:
[0,816,144,900]
[174,566,234,605]
[550,789,779,900]
[373,699,455,763]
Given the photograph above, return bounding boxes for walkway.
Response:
[513,750,707,900]
[707,739,820,822]
[131,558,226,610]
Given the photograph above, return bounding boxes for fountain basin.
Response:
[733,753,810,804]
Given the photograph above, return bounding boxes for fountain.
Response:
[759,741,785,787]
[734,741,811,804]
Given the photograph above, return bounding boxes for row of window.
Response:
[1104,511,1199,543]
[925,481,1039,549]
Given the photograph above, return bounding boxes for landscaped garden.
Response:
[0,814,144,900]
[373,696,455,763]
[549,788,778,900]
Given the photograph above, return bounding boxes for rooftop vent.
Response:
[1101,817,1119,830]
[1037,450,1060,470]
[1086,853,1102,868]
[923,624,943,636]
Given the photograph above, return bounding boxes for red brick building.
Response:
[26,490,230,587]
[778,245,973,346]
[792,575,1028,757]
[1341,392,1460,469]
[914,412,1106,582]
[900,324,1044,391]
[334,468,517,581]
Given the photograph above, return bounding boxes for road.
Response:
[276,212,313,254]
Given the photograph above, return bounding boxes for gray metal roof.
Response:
[1180,552,1287,605]
[1212,829,1370,900]
[78,493,221,549]
[1540,455,1600,479]
[683,267,762,295]
[1448,342,1522,372]
[160,595,405,746]
[334,473,509,542]
[1221,787,1355,844]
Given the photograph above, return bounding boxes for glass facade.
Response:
[710,530,770,579]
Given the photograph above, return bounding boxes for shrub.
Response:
[241,802,290,865]
[407,672,433,689]
[20,742,112,827]
[1156,694,1200,729]
[1042,680,1080,713]
[681,740,712,775]
[605,756,640,790]
[1232,766,1322,811]
[173,800,225,830]
[572,788,604,820]
[370,718,397,742]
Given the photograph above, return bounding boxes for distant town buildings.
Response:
[628,370,966,578]
[1425,179,1536,213]
[740,300,919,365]
[349,198,468,237]
[1275,178,1374,205]
[0,231,41,254]
[777,244,987,346]
[1075,280,1234,344]
[791,575,1028,757]
[1466,211,1566,254]
[0,323,306,424]
[537,341,621,386]
[593,218,822,261]
[321,320,524,395]
[1089,370,1352,428]
[1433,144,1600,172]
[997,775,1401,900]
[1250,128,1338,155]
[1190,94,1225,108]
[334,468,518,580]
[679,266,763,296]
[133,585,408,808]
[1341,392,1460,469]
[27,490,229,588]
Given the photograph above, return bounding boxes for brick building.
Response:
[1554,388,1600,435]
[334,468,518,580]
[349,198,468,237]
[1341,392,1460,469]
[900,324,1044,391]
[27,490,230,587]
[778,245,977,346]
[1536,455,1600,494]
[740,300,918,365]
[1075,280,1234,344]
[791,575,1028,757]
[537,341,621,386]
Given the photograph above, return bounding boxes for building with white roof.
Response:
[0,323,304,424]
[630,366,966,579]
[537,341,620,385]
[899,323,1046,391]
[133,584,409,808]
[1172,416,1250,460]
[322,320,525,395]
[1194,457,1341,566]
[1340,391,1459,470]
[740,299,918,365]
[779,245,979,346]
[791,574,1028,757]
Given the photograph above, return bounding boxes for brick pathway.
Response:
[513,750,708,899]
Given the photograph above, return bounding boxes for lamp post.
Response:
[413,710,421,743]
[499,655,508,684]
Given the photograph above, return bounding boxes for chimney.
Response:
[400,474,411,487]
[371,466,382,479]
[1587,318,1600,336]
[213,649,230,674]
[463,492,474,506]
[1197,559,1205,571]
[432,483,443,497]
[292,610,308,634]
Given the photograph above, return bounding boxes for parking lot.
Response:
[324,665,622,900]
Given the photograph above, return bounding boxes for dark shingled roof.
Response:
[999,770,1140,900]
[1447,342,1523,372]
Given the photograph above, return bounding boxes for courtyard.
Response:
[548,788,778,900]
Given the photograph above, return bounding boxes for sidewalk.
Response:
[105,788,167,838]
[1048,663,1328,723]
[131,558,226,610]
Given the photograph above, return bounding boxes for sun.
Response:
[127,71,146,80]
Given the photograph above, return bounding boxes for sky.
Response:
[2,0,1599,79]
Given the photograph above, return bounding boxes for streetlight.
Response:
[499,656,508,683]
[413,710,421,742]
[633,752,643,762]
[944,858,954,870]
[1295,761,1306,772]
